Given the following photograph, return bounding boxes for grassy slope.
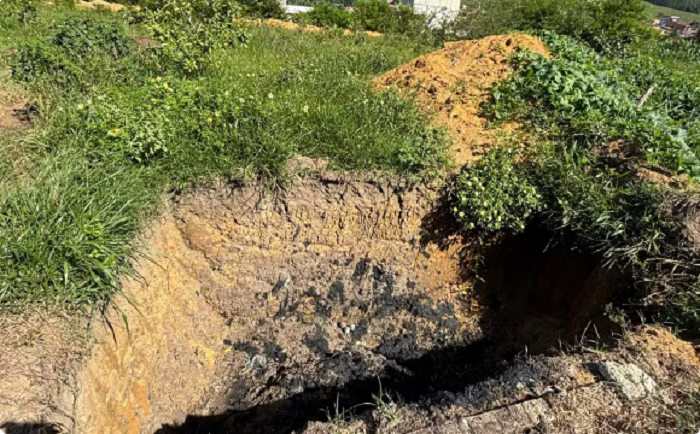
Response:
[643,1,700,22]
[0,5,447,307]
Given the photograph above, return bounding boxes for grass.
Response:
[0,3,447,308]
[643,1,700,23]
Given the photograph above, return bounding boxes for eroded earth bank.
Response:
[2,173,699,434]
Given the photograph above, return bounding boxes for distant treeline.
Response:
[647,0,700,15]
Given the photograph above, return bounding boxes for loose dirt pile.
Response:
[374,34,550,165]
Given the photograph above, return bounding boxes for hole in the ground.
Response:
[153,185,625,434]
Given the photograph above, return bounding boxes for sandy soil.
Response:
[374,34,550,165]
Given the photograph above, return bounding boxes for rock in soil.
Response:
[595,362,657,401]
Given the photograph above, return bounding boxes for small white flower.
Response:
[268,93,274,99]
[77,104,84,110]
[302,105,309,113]
[239,98,245,103]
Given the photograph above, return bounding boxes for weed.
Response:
[485,33,700,180]
[450,147,541,234]
[132,0,248,75]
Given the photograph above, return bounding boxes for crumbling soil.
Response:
[0,307,90,433]
[0,178,631,434]
[1,178,693,434]
[374,34,550,165]
[73,216,227,434]
[165,180,475,430]
[300,326,700,434]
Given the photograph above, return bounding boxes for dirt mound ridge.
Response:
[374,34,550,165]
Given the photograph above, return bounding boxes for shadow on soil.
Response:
[0,423,61,434]
[156,208,624,434]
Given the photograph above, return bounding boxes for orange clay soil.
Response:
[374,34,550,165]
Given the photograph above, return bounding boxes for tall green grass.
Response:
[0,153,162,306]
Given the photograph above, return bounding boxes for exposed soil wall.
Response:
[73,217,226,434]
[1,179,634,434]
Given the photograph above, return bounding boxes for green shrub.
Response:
[450,0,652,52]
[532,146,670,265]
[484,34,700,180]
[239,0,286,19]
[0,0,37,28]
[12,39,77,82]
[133,0,242,18]
[12,16,133,83]
[300,3,353,28]
[51,16,132,59]
[354,0,393,32]
[135,0,248,75]
[145,20,248,74]
[451,147,542,234]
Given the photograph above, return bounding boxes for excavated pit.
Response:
[103,180,622,434]
[0,179,624,434]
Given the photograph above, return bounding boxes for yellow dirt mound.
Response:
[374,34,550,165]
[76,0,133,12]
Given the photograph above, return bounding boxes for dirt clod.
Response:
[0,103,31,131]
[374,34,550,165]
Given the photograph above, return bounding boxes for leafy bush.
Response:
[354,0,392,32]
[532,146,670,266]
[451,147,542,234]
[299,3,353,28]
[484,34,700,180]
[238,0,286,19]
[12,39,79,82]
[51,16,132,59]
[134,0,248,75]
[0,0,37,27]
[12,16,133,82]
[134,0,242,17]
[450,0,652,52]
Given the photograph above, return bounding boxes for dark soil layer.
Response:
[152,180,622,434]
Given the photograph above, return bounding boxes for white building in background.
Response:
[403,0,460,14]
[398,0,460,25]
